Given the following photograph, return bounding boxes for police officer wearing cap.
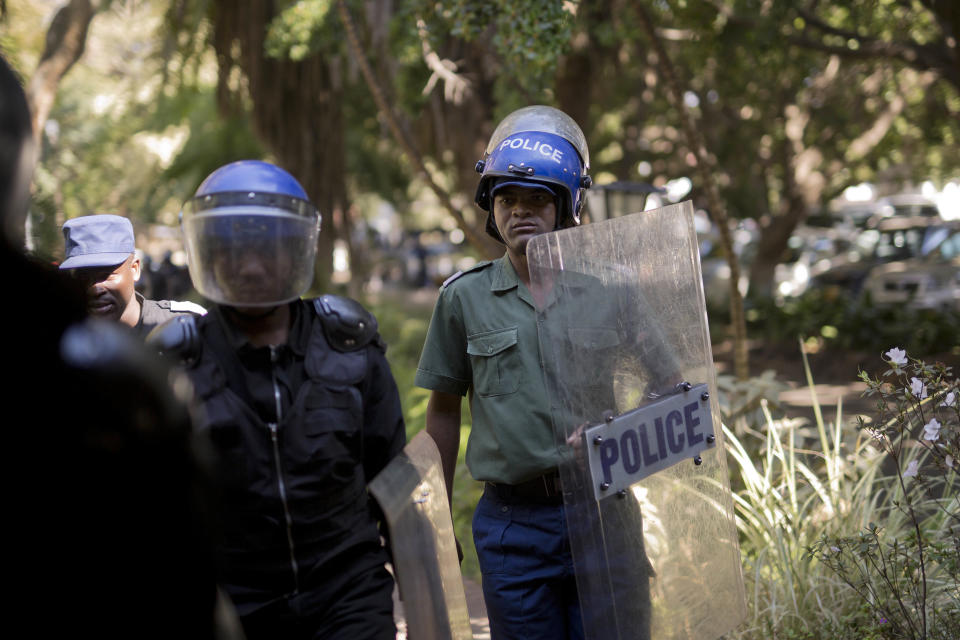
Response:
[415,106,595,639]
[150,160,406,640]
[59,214,206,335]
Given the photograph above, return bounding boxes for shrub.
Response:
[722,344,959,639]
[743,291,960,357]
[807,349,959,640]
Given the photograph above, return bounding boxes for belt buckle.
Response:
[542,473,561,497]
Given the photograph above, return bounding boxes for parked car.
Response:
[862,226,960,312]
[872,193,941,220]
[810,216,954,296]
[775,225,857,299]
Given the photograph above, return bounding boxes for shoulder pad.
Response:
[168,300,207,315]
[145,315,202,364]
[441,260,493,289]
[313,295,382,352]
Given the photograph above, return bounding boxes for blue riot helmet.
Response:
[475,105,591,242]
[181,160,321,307]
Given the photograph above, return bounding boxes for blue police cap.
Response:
[60,215,136,270]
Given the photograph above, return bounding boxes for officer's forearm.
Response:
[424,391,462,510]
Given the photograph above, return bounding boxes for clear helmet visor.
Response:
[485,105,590,169]
[181,199,320,307]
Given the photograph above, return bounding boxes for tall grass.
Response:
[723,343,959,639]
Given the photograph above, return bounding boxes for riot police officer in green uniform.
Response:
[415,106,594,640]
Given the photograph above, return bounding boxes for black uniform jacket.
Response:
[185,299,406,616]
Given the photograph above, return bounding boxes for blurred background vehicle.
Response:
[861,225,960,312]
[808,216,954,298]
[872,193,941,220]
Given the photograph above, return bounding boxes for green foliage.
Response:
[808,355,960,639]
[724,345,959,639]
[716,368,790,431]
[409,0,574,107]
[158,89,265,202]
[723,399,873,638]
[745,290,960,357]
[264,0,336,61]
[364,291,484,580]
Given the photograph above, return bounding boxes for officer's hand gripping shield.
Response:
[527,201,746,640]
[368,431,472,640]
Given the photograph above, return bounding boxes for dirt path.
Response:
[392,576,488,640]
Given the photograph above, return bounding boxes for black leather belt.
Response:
[485,472,563,505]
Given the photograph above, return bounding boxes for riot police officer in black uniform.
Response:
[150,160,406,640]
[2,55,225,638]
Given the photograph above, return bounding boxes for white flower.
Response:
[910,377,928,399]
[942,391,956,407]
[923,418,942,441]
[903,460,919,477]
[947,455,955,469]
[885,347,908,366]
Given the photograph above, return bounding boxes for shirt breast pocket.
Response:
[467,327,521,397]
[303,386,362,458]
[567,327,621,352]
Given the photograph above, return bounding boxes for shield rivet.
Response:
[593,435,603,445]
[617,489,627,499]
[600,482,610,491]
[706,435,716,445]
[693,456,703,466]
[701,391,710,401]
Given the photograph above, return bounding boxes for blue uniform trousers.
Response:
[472,486,584,640]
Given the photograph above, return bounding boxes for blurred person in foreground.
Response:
[149,160,406,640]
[1,55,231,638]
[59,213,206,335]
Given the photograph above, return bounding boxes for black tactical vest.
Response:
[186,302,388,612]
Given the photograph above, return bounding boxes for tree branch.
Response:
[25,0,98,151]
[336,0,499,257]
[794,7,959,88]
[635,3,750,381]
[417,18,471,104]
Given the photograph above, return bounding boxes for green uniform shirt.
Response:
[415,255,559,484]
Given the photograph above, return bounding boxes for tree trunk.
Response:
[210,0,345,292]
[748,203,805,299]
[25,0,96,152]
[555,0,617,133]
[635,4,750,381]
[22,0,98,250]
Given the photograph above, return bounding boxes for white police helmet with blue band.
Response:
[475,106,591,242]
[483,105,590,169]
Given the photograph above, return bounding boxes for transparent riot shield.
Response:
[527,201,746,640]
[368,431,472,640]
